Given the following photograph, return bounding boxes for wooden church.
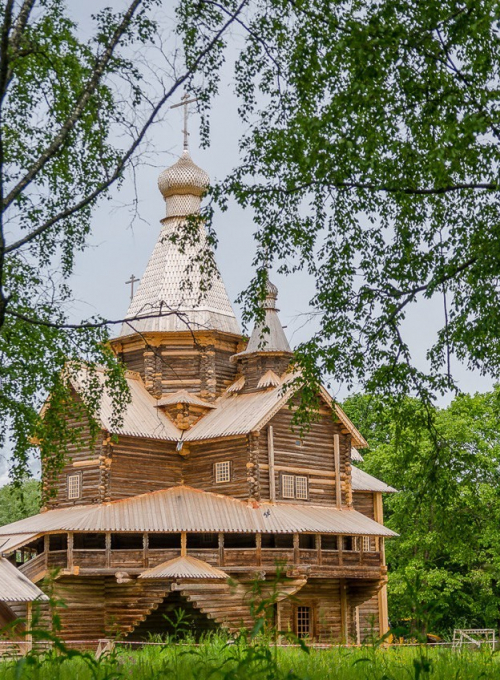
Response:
[0,142,396,644]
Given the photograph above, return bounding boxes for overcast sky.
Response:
[0,1,493,484]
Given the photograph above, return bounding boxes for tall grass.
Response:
[1,635,500,679]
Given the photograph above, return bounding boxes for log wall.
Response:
[352,492,375,519]
[258,404,352,506]
[182,437,250,498]
[43,391,104,509]
[107,436,182,500]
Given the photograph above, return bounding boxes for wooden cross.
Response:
[171,92,199,150]
[125,274,140,301]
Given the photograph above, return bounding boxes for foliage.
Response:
[0,0,248,482]
[0,639,499,679]
[0,477,39,524]
[343,387,500,635]
[178,0,500,404]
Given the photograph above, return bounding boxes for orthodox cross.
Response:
[125,274,140,301]
[171,92,199,150]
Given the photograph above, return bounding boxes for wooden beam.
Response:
[143,532,149,568]
[217,533,224,567]
[105,533,111,569]
[256,533,262,566]
[26,602,32,652]
[340,578,348,644]
[268,426,276,502]
[334,434,341,509]
[181,532,187,557]
[293,533,299,565]
[67,532,73,572]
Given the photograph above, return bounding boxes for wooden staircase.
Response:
[105,578,171,637]
[173,578,307,633]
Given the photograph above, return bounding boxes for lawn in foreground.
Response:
[0,640,499,679]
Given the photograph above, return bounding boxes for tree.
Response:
[0,478,40,525]
[178,0,500,404]
[343,388,500,635]
[0,0,247,480]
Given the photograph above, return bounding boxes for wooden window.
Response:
[215,461,231,483]
[296,476,308,500]
[296,606,311,638]
[67,473,81,500]
[282,474,295,499]
[362,536,374,552]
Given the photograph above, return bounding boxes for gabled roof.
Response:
[140,555,228,580]
[184,376,367,448]
[0,486,397,538]
[156,390,215,409]
[70,368,182,441]
[351,466,397,493]
[183,382,291,441]
[351,447,364,462]
[0,558,49,603]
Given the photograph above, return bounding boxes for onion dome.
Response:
[158,150,210,199]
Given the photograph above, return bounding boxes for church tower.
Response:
[111,150,243,401]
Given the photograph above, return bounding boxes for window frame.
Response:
[362,536,373,552]
[295,605,312,639]
[295,475,309,500]
[214,460,231,484]
[280,473,309,501]
[67,472,82,501]
[281,473,295,499]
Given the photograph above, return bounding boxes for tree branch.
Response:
[5,0,250,254]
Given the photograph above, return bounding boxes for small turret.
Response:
[231,279,293,390]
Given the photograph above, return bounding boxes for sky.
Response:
[0,0,494,483]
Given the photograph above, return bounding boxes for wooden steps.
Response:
[174,577,307,633]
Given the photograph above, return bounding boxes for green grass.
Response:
[1,639,500,680]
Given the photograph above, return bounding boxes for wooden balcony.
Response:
[17,532,385,580]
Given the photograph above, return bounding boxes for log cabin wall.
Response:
[357,592,381,642]
[352,492,375,520]
[182,436,250,499]
[107,437,182,501]
[278,579,351,642]
[257,405,352,506]
[43,392,105,509]
[237,355,292,392]
[112,332,241,400]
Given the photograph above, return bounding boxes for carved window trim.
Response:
[214,461,231,484]
[67,472,82,500]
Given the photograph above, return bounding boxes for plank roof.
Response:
[70,368,182,441]
[351,466,397,493]
[0,558,49,603]
[0,486,397,538]
[184,378,367,448]
[140,555,228,580]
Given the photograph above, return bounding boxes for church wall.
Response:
[182,436,250,498]
[43,392,104,509]
[278,578,350,642]
[116,333,239,400]
[352,492,375,520]
[107,437,182,500]
[258,404,352,506]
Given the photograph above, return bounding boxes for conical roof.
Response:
[233,280,292,357]
[119,151,240,337]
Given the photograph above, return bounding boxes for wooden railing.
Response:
[37,543,383,575]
